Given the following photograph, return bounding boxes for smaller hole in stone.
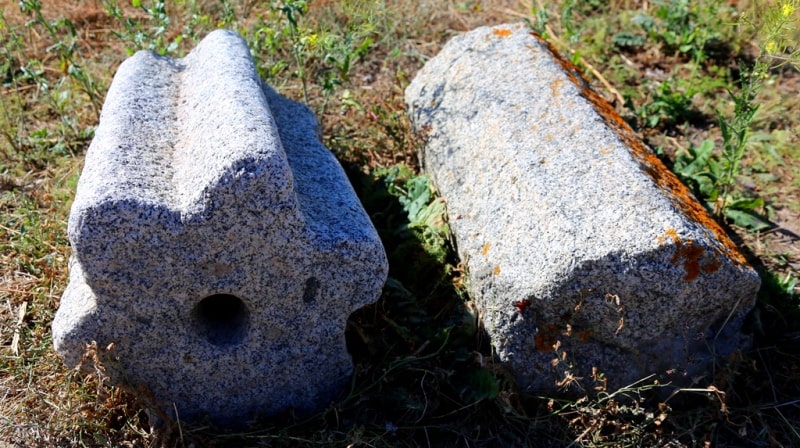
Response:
[192,294,249,347]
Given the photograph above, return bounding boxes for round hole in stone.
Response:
[192,294,249,347]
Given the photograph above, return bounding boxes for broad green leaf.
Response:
[727,196,765,211]
[457,368,499,403]
[724,208,771,231]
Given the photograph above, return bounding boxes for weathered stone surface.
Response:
[405,23,760,391]
[52,30,388,422]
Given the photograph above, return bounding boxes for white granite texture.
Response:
[52,30,388,423]
[405,23,760,391]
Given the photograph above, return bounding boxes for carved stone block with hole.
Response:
[51,30,388,423]
[405,23,760,391]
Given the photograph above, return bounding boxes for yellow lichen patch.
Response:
[530,31,748,267]
[481,242,490,255]
[492,28,512,38]
[493,265,501,275]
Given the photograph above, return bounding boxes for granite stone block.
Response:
[405,23,760,391]
[52,30,388,423]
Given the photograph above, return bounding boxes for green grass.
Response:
[1,0,799,446]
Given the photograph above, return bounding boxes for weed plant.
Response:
[1,0,799,447]
[716,1,800,214]
[669,1,800,231]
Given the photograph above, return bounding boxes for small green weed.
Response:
[104,0,184,56]
[529,0,604,64]
[1,2,99,173]
[637,77,698,129]
[670,1,799,225]
[631,0,725,63]
[749,267,800,337]
[104,0,239,57]
[19,0,102,118]
[714,0,800,216]
[275,0,311,100]
[674,140,772,230]
[375,164,450,264]
[249,0,379,105]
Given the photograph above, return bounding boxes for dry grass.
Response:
[1,0,798,446]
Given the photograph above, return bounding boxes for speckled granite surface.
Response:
[52,30,388,424]
[405,23,760,391]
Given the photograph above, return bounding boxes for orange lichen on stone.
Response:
[672,239,704,281]
[658,228,678,245]
[482,242,491,255]
[535,325,592,353]
[493,265,501,275]
[702,257,722,274]
[661,229,722,281]
[665,228,680,243]
[534,324,560,352]
[576,329,593,344]
[493,28,513,38]
[550,77,564,97]
[531,32,748,267]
